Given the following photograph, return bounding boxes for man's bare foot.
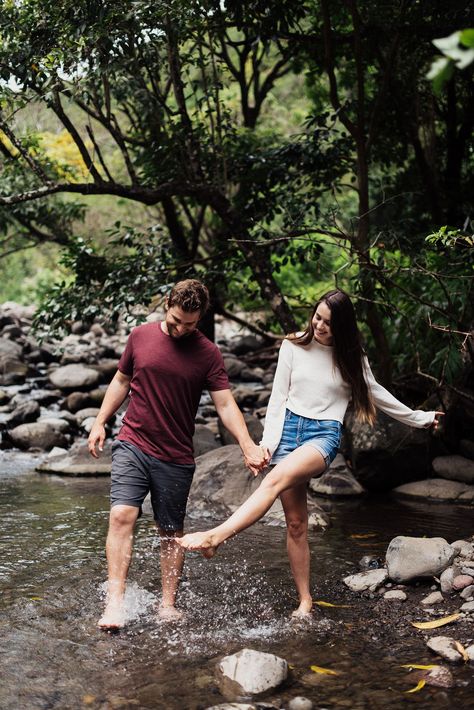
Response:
[291,598,313,619]
[177,531,218,559]
[98,598,125,631]
[157,604,185,622]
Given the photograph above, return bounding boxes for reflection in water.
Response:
[1,452,473,709]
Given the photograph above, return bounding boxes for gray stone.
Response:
[309,455,365,497]
[343,568,388,592]
[49,364,101,390]
[460,600,474,612]
[228,334,265,356]
[288,699,313,710]
[193,424,221,457]
[460,585,474,600]
[218,648,287,695]
[4,400,40,427]
[230,385,261,408]
[432,455,474,484]
[466,644,474,661]
[386,536,456,582]
[36,440,112,476]
[0,389,11,405]
[393,478,474,502]
[384,590,407,601]
[218,413,263,447]
[0,338,28,384]
[222,356,245,379]
[440,565,462,594]
[421,591,444,605]
[8,422,68,450]
[206,704,256,710]
[451,540,474,558]
[80,416,96,433]
[38,417,71,433]
[75,407,101,424]
[426,636,464,663]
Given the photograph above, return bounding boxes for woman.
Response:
[178,290,443,616]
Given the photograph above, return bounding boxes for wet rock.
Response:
[309,455,365,497]
[80,416,96,433]
[288,698,313,710]
[193,424,221,457]
[452,574,474,591]
[222,356,246,379]
[440,565,462,594]
[217,647,288,696]
[358,555,383,571]
[0,339,28,384]
[90,358,118,381]
[36,440,112,476]
[421,591,444,605]
[432,455,474,484]
[205,705,256,710]
[392,478,474,502]
[8,422,68,450]
[256,389,271,407]
[460,600,474,612]
[343,568,388,592]
[384,589,407,601]
[75,408,101,424]
[3,400,40,428]
[38,417,71,433]
[228,334,265,356]
[230,385,261,408]
[345,410,432,491]
[386,536,456,582]
[426,636,464,663]
[460,585,474,600]
[49,364,101,391]
[415,665,454,688]
[239,366,264,383]
[0,389,10,405]
[218,413,263,447]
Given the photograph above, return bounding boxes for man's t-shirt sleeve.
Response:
[117,331,134,377]
[206,347,230,391]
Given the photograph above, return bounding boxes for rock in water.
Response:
[343,568,388,592]
[217,648,288,696]
[386,536,456,582]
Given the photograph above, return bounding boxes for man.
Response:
[88,279,266,629]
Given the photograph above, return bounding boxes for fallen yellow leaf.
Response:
[454,640,469,662]
[411,613,461,630]
[405,679,426,693]
[310,665,340,676]
[350,533,378,539]
[400,664,439,670]
[314,600,351,608]
[82,696,96,705]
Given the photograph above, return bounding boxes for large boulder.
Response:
[393,478,474,503]
[0,339,28,384]
[49,364,101,391]
[36,440,112,476]
[309,454,365,497]
[386,536,457,582]
[345,410,432,491]
[432,455,474,484]
[193,424,221,457]
[8,422,68,450]
[217,648,288,696]
[218,413,263,446]
[3,400,40,428]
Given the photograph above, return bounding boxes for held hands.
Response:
[242,441,271,477]
[88,420,106,458]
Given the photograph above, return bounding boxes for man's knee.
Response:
[109,505,139,530]
[286,517,308,540]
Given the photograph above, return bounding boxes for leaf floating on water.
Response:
[405,679,426,694]
[82,696,96,705]
[411,613,461,629]
[314,600,351,608]
[30,596,43,601]
[400,663,439,670]
[350,533,378,539]
[454,640,469,662]
[310,664,340,676]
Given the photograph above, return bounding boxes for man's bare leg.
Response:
[280,483,313,617]
[157,528,185,621]
[98,504,139,630]
[177,447,326,554]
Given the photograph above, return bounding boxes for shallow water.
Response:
[1,452,473,710]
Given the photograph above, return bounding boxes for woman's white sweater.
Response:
[260,338,436,456]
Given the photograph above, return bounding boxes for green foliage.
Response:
[428,29,474,93]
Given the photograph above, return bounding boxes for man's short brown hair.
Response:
[167,279,210,315]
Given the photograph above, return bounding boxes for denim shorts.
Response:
[271,409,342,468]
[111,440,195,532]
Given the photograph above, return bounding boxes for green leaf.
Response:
[460,29,474,48]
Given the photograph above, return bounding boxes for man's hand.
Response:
[88,420,106,458]
[242,441,270,477]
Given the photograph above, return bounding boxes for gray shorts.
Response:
[110,440,195,532]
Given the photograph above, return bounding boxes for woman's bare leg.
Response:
[280,483,313,616]
[177,447,325,554]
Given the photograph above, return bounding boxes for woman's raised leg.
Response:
[178,446,326,555]
[280,482,313,617]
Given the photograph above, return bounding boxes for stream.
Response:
[1,451,473,710]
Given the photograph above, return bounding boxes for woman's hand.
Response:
[431,411,445,431]
[243,442,270,476]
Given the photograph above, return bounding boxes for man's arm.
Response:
[210,389,268,476]
[88,370,131,458]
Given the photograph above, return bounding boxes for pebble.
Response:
[452,574,474,590]
[383,590,407,601]
[288,698,313,710]
[460,600,474,612]
[421,591,444,605]
[460,585,474,600]
[426,636,464,663]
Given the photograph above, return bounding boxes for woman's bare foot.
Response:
[98,597,125,631]
[157,604,185,622]
[291,597,313,619]
[177,531,218,559]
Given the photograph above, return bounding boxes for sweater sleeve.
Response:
[261,339,293,455]
[364,358,435,428]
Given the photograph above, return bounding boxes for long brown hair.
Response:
[292,289,376,425]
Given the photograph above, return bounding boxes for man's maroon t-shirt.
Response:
[116,322,229,464]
